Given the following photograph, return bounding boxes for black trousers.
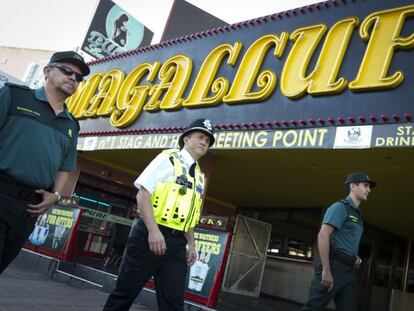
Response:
[103,220,188,311]
[0,194,37,273]
[301,259,357,311]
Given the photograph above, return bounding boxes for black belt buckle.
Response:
[170,229,181,235]
[160,225,182,236]
[168,228,179,235]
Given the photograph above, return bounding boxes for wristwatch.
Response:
[54,191,62,202]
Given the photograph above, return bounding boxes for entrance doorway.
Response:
[358,229,407,311]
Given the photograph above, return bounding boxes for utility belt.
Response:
[330,244,357,268]
[134,218,185,237]
[0,171,44,203]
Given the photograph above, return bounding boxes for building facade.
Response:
[45,0,414,309]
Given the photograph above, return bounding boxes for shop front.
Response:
[31,0,414,310]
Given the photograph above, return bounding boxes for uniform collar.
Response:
[179,148,196,167]
[35,87,71,119]
[346,196,358,210]
[35,87,48,102]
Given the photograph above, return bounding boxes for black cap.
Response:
[345,172,377,187]
[178,119,215,149]
[49,51,90,76]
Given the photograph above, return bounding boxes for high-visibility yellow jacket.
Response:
[152,149,205,232]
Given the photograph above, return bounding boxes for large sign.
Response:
[69,0,414,137]
[81,0,153,59]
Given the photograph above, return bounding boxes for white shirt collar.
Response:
[179,148,196,167]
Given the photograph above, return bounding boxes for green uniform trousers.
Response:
[301,259,357,311]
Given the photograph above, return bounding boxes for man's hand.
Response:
[321,268,334,291]
[186,244,197,266]
[355,256,362,269]
[26,189,58,217]
[148,229,166,256]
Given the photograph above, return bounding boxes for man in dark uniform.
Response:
[301,172,376,311]
[103,119,215,311]
[0,51,89,273]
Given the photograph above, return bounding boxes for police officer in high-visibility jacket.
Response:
[103,119,215,311]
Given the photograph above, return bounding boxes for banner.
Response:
[27,205,80,253]
[77,123,414,151]
[81,0,153,58]
[78,127,335,150]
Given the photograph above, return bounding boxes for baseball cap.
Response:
[49,51,90,76]
[345,172,377,187]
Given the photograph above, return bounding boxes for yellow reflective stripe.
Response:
[183,162,201,231]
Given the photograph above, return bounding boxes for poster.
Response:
[81,0,153,59]
[185,227,230,298]
[27,204,80,253]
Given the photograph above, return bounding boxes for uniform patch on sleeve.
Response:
[349,215,359,222]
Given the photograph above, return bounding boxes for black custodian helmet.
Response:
[178,118,215,149]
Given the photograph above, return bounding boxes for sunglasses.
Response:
[48,63,83,82]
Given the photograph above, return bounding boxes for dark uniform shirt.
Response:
[323,196,363,257]
[0,84,79,189]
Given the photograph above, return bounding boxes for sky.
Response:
[0,0,320,51]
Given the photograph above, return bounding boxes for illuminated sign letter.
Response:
[110,62,160,128]
[309,18,358,95]
[281,18,358,98]
[144,55,192,111]
[67,73,103,118]
[349,5,414,91]
[84,69,125,117]
[183,42,242,108]
[223,33,288,104]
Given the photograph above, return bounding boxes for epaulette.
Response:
[339,199,350,206]
[337,199,355,217]
[162,148,180,155]
[161,149,180,166]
